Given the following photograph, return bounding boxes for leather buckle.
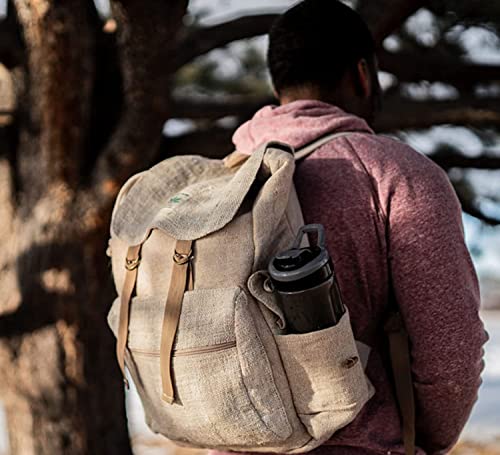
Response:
[173,250,193,265]
[125,257,141,271]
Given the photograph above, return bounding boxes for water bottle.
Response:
[268,224,345,334]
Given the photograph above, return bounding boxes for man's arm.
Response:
[387,159,488,454]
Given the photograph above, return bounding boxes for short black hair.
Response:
[267,0,375,95]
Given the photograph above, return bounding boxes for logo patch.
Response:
[168,193,190,205]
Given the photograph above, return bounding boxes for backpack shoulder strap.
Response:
[294,131,354,161]
[385,311,416,455]
[224,131,354,169]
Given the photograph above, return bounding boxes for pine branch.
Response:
[169,93,500,132]
[174,0,427,70]
[379,50,500,85]
[455,195,500,226]
[174,13,278,70]
[358,0,428,44]
[376,96,500,131]
[170,96,275,120]
[432,154,500,171]
[157,126,234,163]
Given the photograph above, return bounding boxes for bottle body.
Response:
[268,224,345,334]
[274,274,345,333]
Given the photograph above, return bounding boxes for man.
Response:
[217,0,488,454]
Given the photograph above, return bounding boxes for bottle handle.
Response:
[292,224,326,249]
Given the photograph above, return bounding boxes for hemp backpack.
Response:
[107,133,379,453]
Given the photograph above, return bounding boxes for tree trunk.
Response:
[0,0,131,452]
[0,0,188,453]
[0,204,131,455]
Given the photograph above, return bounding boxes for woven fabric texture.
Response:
[107,144,373,452]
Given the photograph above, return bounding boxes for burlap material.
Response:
[107,143,374,453]
[111,142,294,244]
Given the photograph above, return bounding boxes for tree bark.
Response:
[92,0,188,207]
[0,0,188,454]
[0,1,131,453]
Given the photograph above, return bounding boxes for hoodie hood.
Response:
[232,100,373,154]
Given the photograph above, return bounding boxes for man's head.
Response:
[267,0,381,124]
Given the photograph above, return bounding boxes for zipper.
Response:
[173,341,236,357]
[130,340,236,358]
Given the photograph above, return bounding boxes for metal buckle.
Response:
[173,250,193,265]
[125,257,141,271]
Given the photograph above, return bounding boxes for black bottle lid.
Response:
[269,224,333,291]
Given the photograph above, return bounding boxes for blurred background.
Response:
[0,0,499,454]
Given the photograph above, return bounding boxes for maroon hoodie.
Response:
[213,101,487,455]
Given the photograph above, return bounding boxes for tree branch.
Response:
[428,1,500,26]
[92,0,188,209]
[358,0,428,44]
[158,126,234,163]
[175,0,428,71]
[174,13,277,70]
[431,154,500,171]
[379,50,500,85]
[375,96,500,131]
[170,95,275,120]
[175,0,430,69]
[169,93,500,132]
[455,195,500,226]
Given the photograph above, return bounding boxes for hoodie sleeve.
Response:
[386,152,488,454]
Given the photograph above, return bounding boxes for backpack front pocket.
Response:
[112,287,292,449]
[274,309,374,440]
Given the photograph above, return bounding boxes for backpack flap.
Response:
[110,142,296,245]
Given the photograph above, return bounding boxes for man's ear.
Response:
[356,58,371,99]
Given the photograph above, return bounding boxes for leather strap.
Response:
[116,244,142,389]
[385,312,416,455]
[223,151,250,168]
[160,239,194,404]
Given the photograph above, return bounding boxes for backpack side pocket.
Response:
[274,309,374,441]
